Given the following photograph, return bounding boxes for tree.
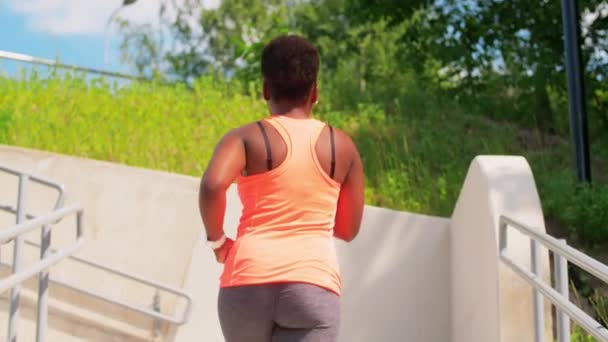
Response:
[116,0,608,134]
[433,0,608,133]
[118,0,294,83]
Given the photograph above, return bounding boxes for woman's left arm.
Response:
[199,129,246,243]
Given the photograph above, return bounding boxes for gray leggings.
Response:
[218,283,340,342]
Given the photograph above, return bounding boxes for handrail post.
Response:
[152,289,161,337]
[35,223,52,342]
[554,239,571,342]
[8,174,28,342]
[531,239,545,342]
[499,219,508,253]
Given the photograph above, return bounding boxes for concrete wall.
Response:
[450,156,553,342]
[1,145,554,342]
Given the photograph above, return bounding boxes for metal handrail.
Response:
[499,215,608,342]
[0,204,84,342]
[0,239,193,325]
[0,164,192,330]
[0,205,84,292]
[0,164,65,214]
[1,163,68,342]
[0,50,144,81]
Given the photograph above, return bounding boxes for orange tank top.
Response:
[220,115,342,295]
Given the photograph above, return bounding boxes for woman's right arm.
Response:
[333,138,365,242]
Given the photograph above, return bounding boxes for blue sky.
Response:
[0,0,218,77]
[0,7,106,75]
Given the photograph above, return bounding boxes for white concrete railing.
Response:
[499,215,608,342]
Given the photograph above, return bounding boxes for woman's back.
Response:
[220,115,346,294]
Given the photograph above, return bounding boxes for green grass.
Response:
[0,70,606,238]
[0,71,523,217]
[0,72,264,176]
[571,326,598,342]
[570,283,607,342]
[319,101,521,215]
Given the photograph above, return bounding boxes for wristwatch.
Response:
[206,234,226,250]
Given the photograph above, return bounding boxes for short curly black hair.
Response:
[261,35,320,102]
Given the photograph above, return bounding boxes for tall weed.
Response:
[0,72,264,175]
[0,70,606,246]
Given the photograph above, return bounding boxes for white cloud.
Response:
[5,0,220,36]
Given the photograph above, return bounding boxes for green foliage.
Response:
[590,290,608,328]
[3,70,604,253]
[118,0,295,83]
[198,0,294,82]
[571,326,598,342]
[0,71,264,175]
[115,0,608,154]
[538,173,608,248]
[318,19,412,113]
[117,17,165,80]
[2,69,607,231]
[569,283,606,342]
[117,0,608,137]
[435,0,608,134]
[592,88,608,135]
[0,106,12,144]
[0,70,516,218]
[0,70,571,222]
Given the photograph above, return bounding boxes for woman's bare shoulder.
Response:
[328,125,358,154]
[226,121,260,139]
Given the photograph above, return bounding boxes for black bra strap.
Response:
[329,125,336,179]
[257,121,273,170]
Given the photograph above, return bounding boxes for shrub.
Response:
[538,172,608,249]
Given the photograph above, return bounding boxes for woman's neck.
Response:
[268,101,312,119]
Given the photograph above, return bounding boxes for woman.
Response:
[199,35,365,342]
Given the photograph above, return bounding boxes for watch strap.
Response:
[206,234,226,250]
